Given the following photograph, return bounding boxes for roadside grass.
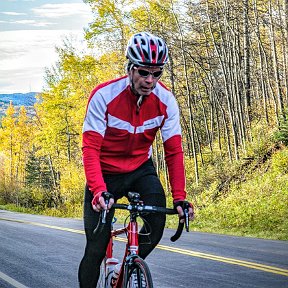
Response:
[188,146,288,241]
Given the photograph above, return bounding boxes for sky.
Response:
[0,0,94,94]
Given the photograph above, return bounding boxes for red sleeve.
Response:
[163,135,186,202]
[82,131,107,195]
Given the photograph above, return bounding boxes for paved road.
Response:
[0,210,287,288]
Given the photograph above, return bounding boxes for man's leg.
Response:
[138,191,166,259]
[131,161,166,259]
[78,185,114,288]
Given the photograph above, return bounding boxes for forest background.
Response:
[0,0,287,241]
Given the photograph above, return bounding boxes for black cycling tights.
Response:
[78,159,166,288]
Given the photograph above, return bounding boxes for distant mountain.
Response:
[0,92,39,106]
[0,92,40,119]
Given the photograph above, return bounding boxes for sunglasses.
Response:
[135,68,163,78]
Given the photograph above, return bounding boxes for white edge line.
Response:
[0,271,29,288]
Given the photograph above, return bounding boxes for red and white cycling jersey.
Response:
[82,75,186,201]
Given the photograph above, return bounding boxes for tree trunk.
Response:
[269,0,284,117]
[171,0,199,184]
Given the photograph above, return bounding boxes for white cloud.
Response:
[32,3,92,18]
[9,19,56,27]
[0,66,45,93]
[1,12,27,16]
[0,29,87,93]
[11,19,36,24]
[0,1,93,93]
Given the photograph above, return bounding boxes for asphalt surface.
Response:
[0,210,287,288]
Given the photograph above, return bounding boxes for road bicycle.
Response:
[94,191,190,288]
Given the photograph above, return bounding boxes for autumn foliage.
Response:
[0,0,287,239]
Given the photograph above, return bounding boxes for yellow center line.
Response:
[156,244,288,276]
[0,217,85,234]
[1,217,288,277]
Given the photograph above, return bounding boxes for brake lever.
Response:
[101,202,108,224]
[93,192,113,236]
[100,192,113,224]
[184,207,189,232]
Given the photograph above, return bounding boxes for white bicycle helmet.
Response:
[125,32,169,67]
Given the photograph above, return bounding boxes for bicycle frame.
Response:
[106,213,140,287]
[94,191,188,288]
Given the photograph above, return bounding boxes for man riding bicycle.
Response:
[78,32,194,288]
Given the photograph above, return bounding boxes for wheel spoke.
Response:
[123,257,153,288]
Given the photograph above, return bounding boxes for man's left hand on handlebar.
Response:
[174,200,195,221]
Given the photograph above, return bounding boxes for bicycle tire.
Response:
[96,257,107,288]
[123,257,153,288]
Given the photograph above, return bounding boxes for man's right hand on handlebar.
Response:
[91,191,114,212]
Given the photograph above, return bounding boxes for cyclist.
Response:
[78,32,194,287]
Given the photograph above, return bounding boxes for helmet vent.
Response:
[130,48,138,59]
[143,50,149,59]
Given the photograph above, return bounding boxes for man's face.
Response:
[130,66,163,96]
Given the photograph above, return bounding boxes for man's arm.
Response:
[82,131,107,195]
[82,88,107,196]
[161,95,194,220]
[163,134,186,201]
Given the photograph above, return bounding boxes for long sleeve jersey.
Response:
[82,75,186,201]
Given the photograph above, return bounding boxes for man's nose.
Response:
[145,74,154,82]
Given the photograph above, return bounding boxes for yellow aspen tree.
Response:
[0,102,17,196]
[14,106,32,187]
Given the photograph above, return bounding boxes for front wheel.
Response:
[123,257,153,288]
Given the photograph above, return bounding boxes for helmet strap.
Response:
[128,64,140,96]
[137,95,144,110]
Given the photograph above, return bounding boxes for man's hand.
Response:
[174,200,195,222]
[91,191,114,212]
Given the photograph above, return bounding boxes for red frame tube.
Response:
[108,221,139,287]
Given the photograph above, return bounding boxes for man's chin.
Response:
[140,88,152,95]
